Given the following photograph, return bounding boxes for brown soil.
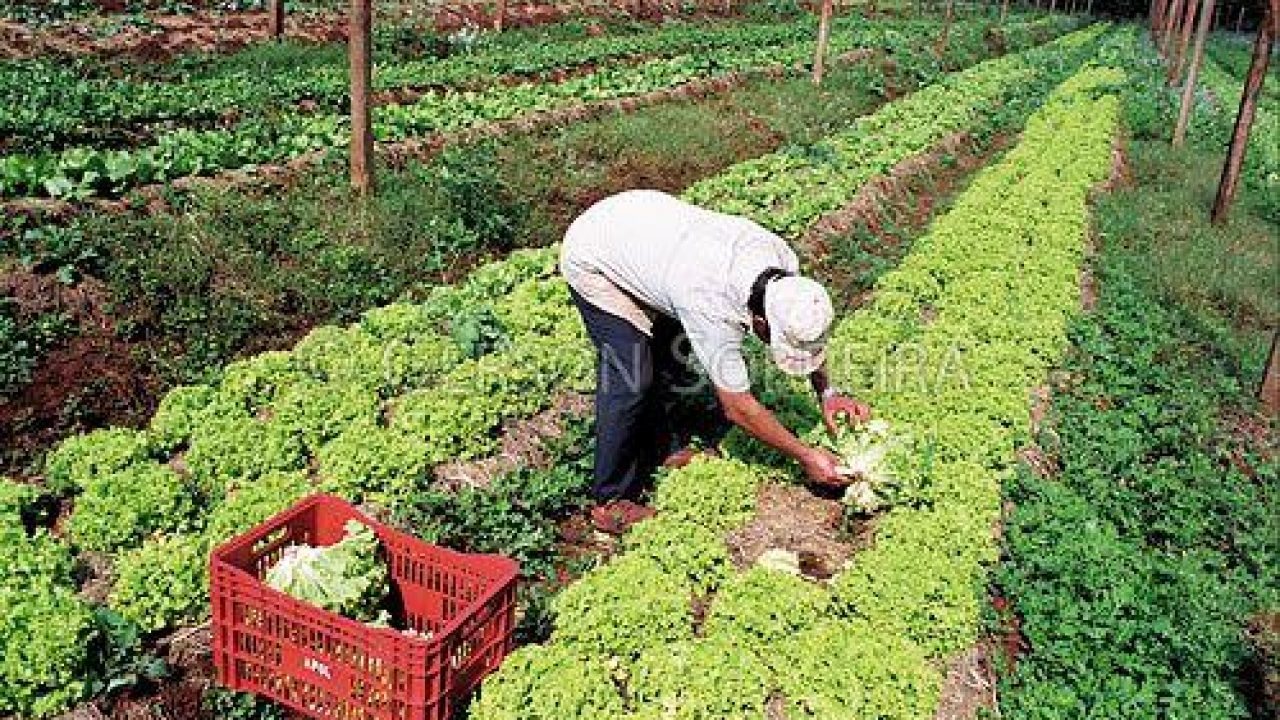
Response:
[433,392,592,492]
[0,11,347,62]
[724,482,872,580]
[0,271,159,476]
[1246,611,1280,718]
[0,5,737,62]
[934,640,999,720]
[76,550,115,605]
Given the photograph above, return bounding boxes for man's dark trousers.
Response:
[569,288,691,502]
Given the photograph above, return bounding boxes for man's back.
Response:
[561,189,796,321]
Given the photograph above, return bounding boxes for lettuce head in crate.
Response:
[265,519,392,625]
[811,419,933,514]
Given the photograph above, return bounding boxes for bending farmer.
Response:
[561,190,870,533]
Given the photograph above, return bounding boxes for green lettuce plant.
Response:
[65,463,201,552]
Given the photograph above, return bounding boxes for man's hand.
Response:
[800,446,847,487]
[822,393,871,435]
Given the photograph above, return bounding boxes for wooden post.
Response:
[495,0,508,31]
[813,0,834,85]
[350,0,374,195]
[1175,0,1216,145]
[1153,0,1169,41]
[1086,0,1093,15]
[1237,6,1246,33]
[1161,0,1185,55]
[1001,0,1009,22]
[1170,0,1199,83]
[1211,0,1275,224]
[936,0,955,57]
[1262,332,1280,416]
[268,0,284,39]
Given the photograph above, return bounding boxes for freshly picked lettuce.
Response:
[815,420,930,514]
[265,520,391,624]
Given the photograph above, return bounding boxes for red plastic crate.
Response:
[210,494,519,720]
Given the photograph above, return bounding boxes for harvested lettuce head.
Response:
[815,419,930,514]
[265,519,390,624]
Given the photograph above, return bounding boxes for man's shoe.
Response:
[590,500,656,535]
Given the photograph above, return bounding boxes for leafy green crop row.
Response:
[0,15,1073,200]
[0,479,97,718]
[469,52,1126,719]
[996,32,1279,719]
[0,17,828,152]
[684,20,1103,238]
[6,21,1092,718]
[34,249,590,637]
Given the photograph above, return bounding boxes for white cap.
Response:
[764,276,834,376]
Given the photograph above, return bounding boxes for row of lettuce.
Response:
[1,17,834,152]
[0,24,1101,718]
[471,37,1127,718]
[0,14,1079,201]
[2,11,1068,153]
[995,33,1278,718]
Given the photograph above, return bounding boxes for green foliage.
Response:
[86,608,169,700]
[0,583,96,718]
[66,463,201,552]
[183,415,306,491]
[997,255,1278,718]
[628,636,774,719]
[651,457,762,533]
[201,687,286,720]
[450,305,510,359]
[774,618,942,719]
[685,24,1107,238]
[622,515,732,594]
[703,567,829,653]
[0,296,68,397]
[402,467,589,579]
[43,426,157,493]
[270,380,381,450]
[110,534,209,632]
[0,476,42,525]
[552,554,693,662]
[0,510,95,718]
[149,383,224,449]
[468,645,625,720]
[203,471,312,549]
[315,424,429,506]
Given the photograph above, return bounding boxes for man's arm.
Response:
[716,388,844,486]
[809,365,871,434]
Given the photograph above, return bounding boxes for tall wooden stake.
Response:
[1237,6,1246,32]
[1262,332,1280,416]
[1211,0,1275,224]
[1001,0,1010,22]
[1174,0,1216,145]
[813,0,834,85]
[1162,0,1185,55]
[495,0,508,31]
[268,0,284,38]
[1169,0,1199,83]
[936,0,955,57]
[350,0,374,194]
